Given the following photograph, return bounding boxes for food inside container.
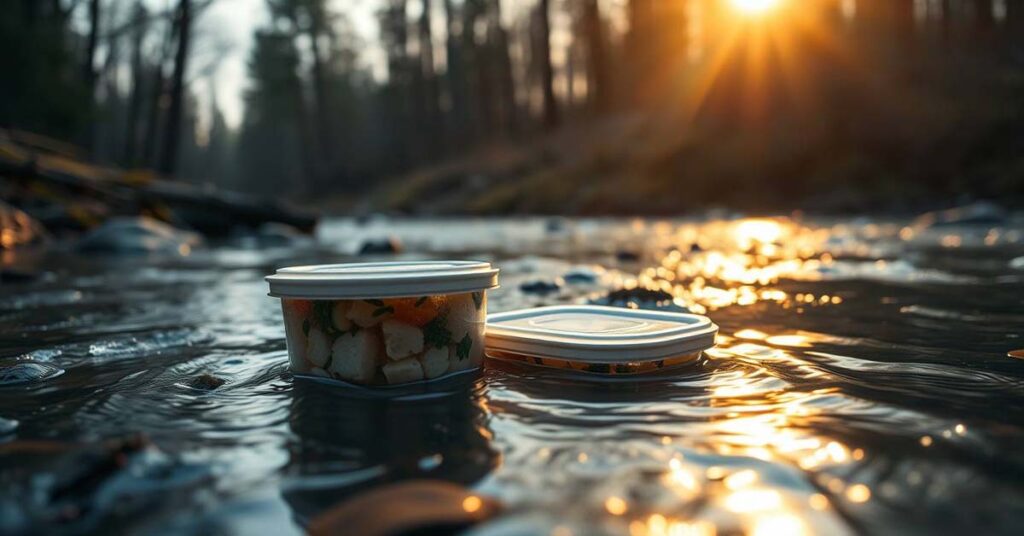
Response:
[485,305,718,375]
[267,261,498,386]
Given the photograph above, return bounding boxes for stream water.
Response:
[1,216,1023,535]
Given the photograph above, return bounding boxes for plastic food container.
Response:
[266,261,499,386]
[485,305,717,375]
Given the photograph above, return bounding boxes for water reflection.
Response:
[283,378,498,523]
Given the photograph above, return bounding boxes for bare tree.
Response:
[158,0,192,175]
[536,0,558,129]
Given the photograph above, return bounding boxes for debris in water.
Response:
[592,287,689,313]
[519,279,561,295]
[358,236,402,254]
[307,480,501,536]
[186,374,226,391]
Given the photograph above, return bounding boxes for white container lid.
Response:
[486,305,718,363]
[266,261,499,299]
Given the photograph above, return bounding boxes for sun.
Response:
[730,0,781,16]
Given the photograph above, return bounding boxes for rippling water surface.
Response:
[2,216,1024,535]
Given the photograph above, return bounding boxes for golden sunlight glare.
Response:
[730,0,781,16]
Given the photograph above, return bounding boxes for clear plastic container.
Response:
[485,305,718,376]
[267,261,499,386]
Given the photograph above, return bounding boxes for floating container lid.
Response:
[486,305,718,363]
[266,261,499,299]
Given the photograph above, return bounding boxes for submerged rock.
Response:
[591,287,690,313]
[186,373,226,391]
[76,217,202,255]
[0,417,18,435]
[308,480,501,536]
[519,279,561,295]
[562,266,601,285]
[615,250,641,262]
[229,222,310,248]
[0,361,65,386]
[358,236,402,255]
[0,201,49,249]
[914,201,1007,228]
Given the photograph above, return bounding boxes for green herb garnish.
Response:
[422,313,452,348]
[364,299,385,306]
[471,291,483,310]
[415,296,428,307]
[455,333,472,361]
[372,306,395,317]
[313,301,335,333]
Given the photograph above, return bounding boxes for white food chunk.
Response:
[382,358,424,384]
[331,301,353,331]
[381,319,424,360]
[282,305,309,370]
[448,321,485,372]
[306,327,332,367]
[444,293,484,341]
[418,346,450,379]
[346,300,393,327]
[329,330,383,383]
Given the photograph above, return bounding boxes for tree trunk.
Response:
[307,12,332,176]
[123,2,146,165]
[582,0,609,114]
[537,0,558,129]
[491,0,517,135]
[159,0,192,176]
[418,0,443,154]
[83,0,100,99]
[444,0,469,143]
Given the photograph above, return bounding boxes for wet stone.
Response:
[615,250,641,262]
[358,236,402,254]
[76,216,202,255]
[519,280,561,295]
[186,373,226,391]
[0,417,18,435]
[562,267,600,285]
[0,361,65,386]
[592,287,689,313]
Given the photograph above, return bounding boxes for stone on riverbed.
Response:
[591,287,690,313]
[0,361,65,386]
[0,201,49,249]
[76,217,202,255]
[519,279,561,295]
[358,236,402,254]
[186,373,226,391]
[914,201,1007,228]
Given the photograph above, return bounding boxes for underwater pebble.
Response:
[519,280,561,295]
[0,361,65,386]
[358,237,402,254]
[615,250,641,262]
[0,417,18,435]
[562,267,600,285]
[592,288,689,313]
[186,373,226,391]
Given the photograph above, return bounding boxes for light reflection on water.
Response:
[1,216,1024,535]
